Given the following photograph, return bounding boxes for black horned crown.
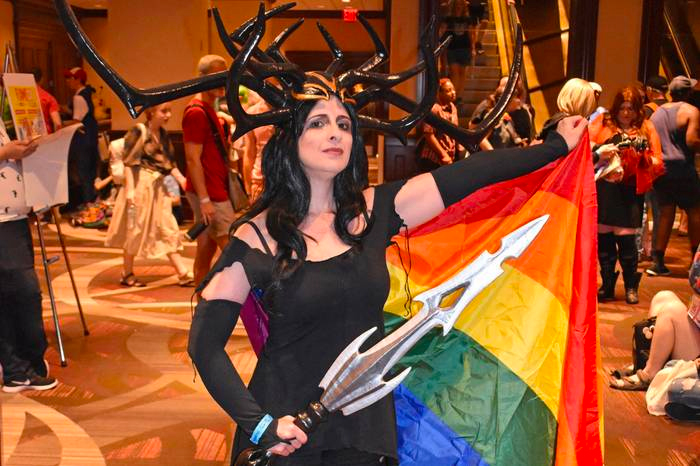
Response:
[54,1,523,149]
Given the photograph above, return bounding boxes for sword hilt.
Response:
[293,401,329,432]
[234,401,329,466]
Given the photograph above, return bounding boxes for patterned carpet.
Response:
[1,219,699,465]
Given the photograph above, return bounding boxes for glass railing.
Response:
[661,0,699,78]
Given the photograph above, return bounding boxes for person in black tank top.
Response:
[187,87,587,465]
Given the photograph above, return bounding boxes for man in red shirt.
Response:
[183,55,235,285]
[31,68,62,134]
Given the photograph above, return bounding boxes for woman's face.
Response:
[616,101,636,128]
[297,96,353,180]
[151,104,172,127]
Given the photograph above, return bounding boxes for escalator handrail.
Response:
[663,6,692,78]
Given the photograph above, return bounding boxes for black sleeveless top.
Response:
[202,181,407,459]
[77,86,98,143]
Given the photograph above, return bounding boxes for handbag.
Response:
[187,104,250,212]
[228,169,249,212]
[239,287,269,356]
[632,316,656,372]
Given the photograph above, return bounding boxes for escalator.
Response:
[492,0,569,130]
[494,0,699,130]
[660,0,699,85]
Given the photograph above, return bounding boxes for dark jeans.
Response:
[270,448,387,466]
[67,134,97,207]
[0,219,47,382]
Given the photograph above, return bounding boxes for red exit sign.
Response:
[343,7,358,22]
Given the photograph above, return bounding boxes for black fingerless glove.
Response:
[432,131,570,208]
[188,299,280,446]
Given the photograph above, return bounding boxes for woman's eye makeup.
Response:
[305,115,352,131]
[307,117,326,129]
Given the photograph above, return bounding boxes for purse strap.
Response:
[186,103,229,165]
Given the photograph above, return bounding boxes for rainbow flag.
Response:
[384,134,602,466]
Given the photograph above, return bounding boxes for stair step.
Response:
[460,77,501,91]
[463,65,501,79]
[479,43,498,55]
[481,30,497,42]
[472,53,499,67]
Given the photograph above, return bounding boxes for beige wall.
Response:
[0,1,14,61]
[82,1,403,128]
[210,1,272,58]
[209,1,386,54]
[389,0,419,120]
[269,18,386,52]
[594,0,643,108]
[106,0,209,130]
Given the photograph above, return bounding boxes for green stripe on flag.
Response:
[385,313,557,466]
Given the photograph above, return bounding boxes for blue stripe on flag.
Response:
[394,384,490,466]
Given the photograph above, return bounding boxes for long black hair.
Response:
[232,97,371,302]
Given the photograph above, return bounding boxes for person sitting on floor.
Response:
[610,246,700,390]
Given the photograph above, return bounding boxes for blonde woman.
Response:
[557,78,598,117]
[105,103,192,287]
[537,78,598,141]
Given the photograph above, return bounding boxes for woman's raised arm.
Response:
[394,116,588,228]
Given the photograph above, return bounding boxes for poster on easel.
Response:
[22,123,83,210]
[1,73,47,139]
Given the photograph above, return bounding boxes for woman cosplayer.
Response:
[55,3,587,465]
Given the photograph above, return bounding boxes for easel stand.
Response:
[3,42,89,367]
[32,208,90,368]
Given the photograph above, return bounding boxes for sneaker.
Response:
[33,359,50,378]
[646,263,671,276]
[2,374,58,393]
[475,42,485,55]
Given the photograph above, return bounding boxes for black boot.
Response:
[624,272,642,304]
[618,234,641,304]
[646,250,670,276]
[598,233,618,301]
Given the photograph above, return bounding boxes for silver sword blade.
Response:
[318,214,549,415]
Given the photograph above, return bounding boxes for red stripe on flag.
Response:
[406,138,589,239]
[555,133,603,465]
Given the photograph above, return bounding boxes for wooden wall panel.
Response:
[13,0,82,105]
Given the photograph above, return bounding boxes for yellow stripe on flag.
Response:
[454,264,569,416]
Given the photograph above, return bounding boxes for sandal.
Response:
[120,272,146,288]
[609,364,636,379]
[609,369,651,391]
[177,271,195,287]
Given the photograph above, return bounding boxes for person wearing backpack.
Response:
[104,102,192,287]
[182,55,236,287]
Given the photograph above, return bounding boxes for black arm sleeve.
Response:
[431,130,570,208]
[188,299,280,447]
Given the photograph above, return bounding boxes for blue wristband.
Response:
[251,414,274,445]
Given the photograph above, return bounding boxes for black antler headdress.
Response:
[54,1,523,149]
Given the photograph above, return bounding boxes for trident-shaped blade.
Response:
[318,214,549,415]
